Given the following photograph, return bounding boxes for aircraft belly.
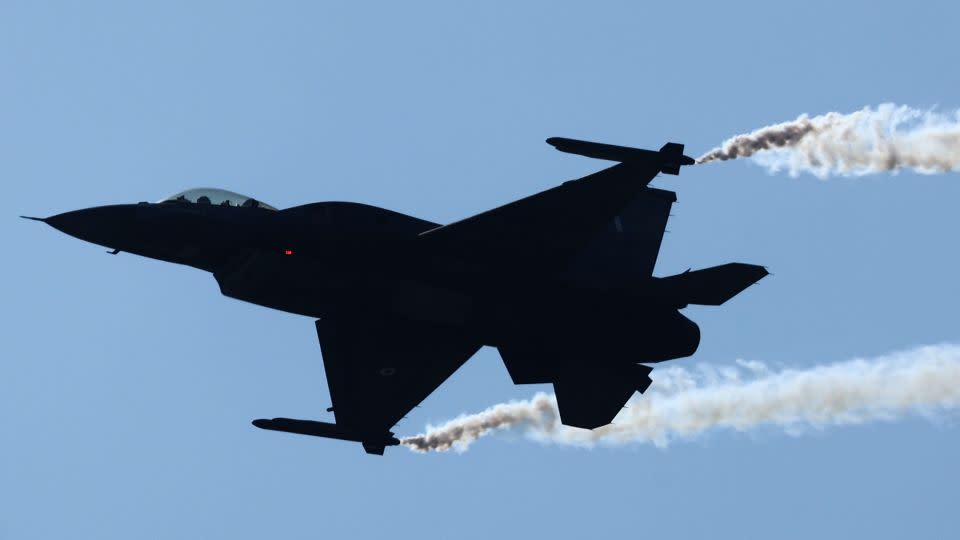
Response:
[388,280,474,326]
[214,251,479,326]
[489,287,701,363]
[214,253,343,318]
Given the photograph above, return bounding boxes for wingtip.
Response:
[20,215,47,222]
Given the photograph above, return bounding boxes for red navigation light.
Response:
[283,249,294,256]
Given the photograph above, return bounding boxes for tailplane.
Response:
[653,263,768,306]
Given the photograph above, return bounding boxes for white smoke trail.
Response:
[697,104,960,178]
[401,343,960,453]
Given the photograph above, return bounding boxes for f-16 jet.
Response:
[25,138,767,455]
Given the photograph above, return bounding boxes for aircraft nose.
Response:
[45,205,137,247]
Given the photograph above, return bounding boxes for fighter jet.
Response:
[24,138,767,455]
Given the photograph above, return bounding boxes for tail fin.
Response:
[655,263,768,306]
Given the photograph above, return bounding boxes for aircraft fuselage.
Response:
[43,199,701,362]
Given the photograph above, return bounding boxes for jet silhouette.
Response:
[25,138,767,454]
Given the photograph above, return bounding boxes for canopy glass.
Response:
[159,188,277,210]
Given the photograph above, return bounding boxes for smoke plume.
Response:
[401,343,960,453]
[697,104,960,178]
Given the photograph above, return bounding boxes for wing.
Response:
[563,186,675,285]
[316,316,481,439]
[418,139,693,278]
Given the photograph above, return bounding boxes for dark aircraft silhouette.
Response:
[25,138,767,455]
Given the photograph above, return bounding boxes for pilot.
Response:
[241,198,261,209]
[197,195,211,205]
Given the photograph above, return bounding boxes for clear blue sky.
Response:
[3,1,959,538]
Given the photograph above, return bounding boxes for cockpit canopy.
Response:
[158,188,278,210]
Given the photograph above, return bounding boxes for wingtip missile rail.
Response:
[546,137,695,175]
[253,417,401,455]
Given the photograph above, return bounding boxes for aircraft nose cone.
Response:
[45,205,137,246]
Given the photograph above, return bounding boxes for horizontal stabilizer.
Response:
[252,417,400,455]
[553,363,653,429]
[656,263,769,306]
[546,137,695,175]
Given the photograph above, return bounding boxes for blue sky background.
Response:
[3,1,959,538]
